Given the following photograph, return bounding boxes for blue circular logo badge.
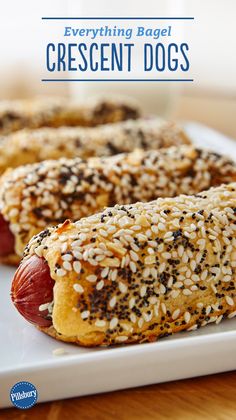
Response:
[10,381,38,409]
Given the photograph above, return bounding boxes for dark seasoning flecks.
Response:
[1,146,236,258]
[0,97,140,135]
[0,117,188,169]
[25,183,236,344]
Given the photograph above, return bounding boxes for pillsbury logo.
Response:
[10,381,38,409]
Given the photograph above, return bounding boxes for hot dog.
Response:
[11,183,236,346]
[0,214,15,257]
[0,117,190,175]
[0,96,140,135]
[11,255,54,327]
[1,146,236,265]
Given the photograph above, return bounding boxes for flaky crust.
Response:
[23,183,236,346]
[0,96,140,135]
[1,146,236,263]
[0,118,190,174]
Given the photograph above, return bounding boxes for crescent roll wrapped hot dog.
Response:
[12,183,236,346]
[0,118,190,174]
[1,146,236,265]
[0,96,140,135]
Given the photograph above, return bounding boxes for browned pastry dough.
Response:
[1,146,236,265]
[0,96,140,135]
[21,183,236,346]
[0,118,190,174]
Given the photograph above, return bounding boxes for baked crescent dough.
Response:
[0,118,190,174]
[0,96,139,135]
[23,183,236,346]
[1,146,236,264]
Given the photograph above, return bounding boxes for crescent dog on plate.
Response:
[0,118,190,175]
[1,146,236,265]
[0,96,139,135]
[11,183,236,346]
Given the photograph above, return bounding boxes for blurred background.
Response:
[0,0,235,137]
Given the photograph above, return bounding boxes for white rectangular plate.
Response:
[1,122,236,408]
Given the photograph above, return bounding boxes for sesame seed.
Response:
[178,245,184,257]
[73,261,81,273]
[79,233,87,241]
[201,270,208,281]
[130,250,139,261]
[206,306,212,316]
[172,309,180,320]
[171,290,180,299]
[62,254,72,261]
[183,289,192,296]
[57,268,66,277]
[95,320,106,328]
[190,260,196,271]
[226,296,234,306]
[99,229,108,237]
[162,252,171,260]
[73,283,84,294]
[116,336,128,342]
[161,302,167,314]
[52,348,66,356]
[111,269,118,281]
[34,245,44,257]
[101,267,109,278]
[86,274,97,283]
[215,315,223,324]
[39,303,50,312]
[62,261,72,271]
[81,310,90,320]
[143,311,153,322]
[159,262,166,273]
[96,280,104,290]
[71,240,82,248]
[154,304,159,317]
[130,261,137,273]
[72,250,83,259]
[59,235,67,242]
[174,281,183,289]
[109,317,118,329]
[158,223,165,231]
[149,296,158,305]
[129,297,135,309]
[140,285,147,297]
[187,324,198,331]
[109,296,117,308]
[119,282,128,293]
[138,318,144,328]
[143,267,150,278]
[211,284,217,293]
[144,255,156,265]
[184,311,191,323]
[130,313,137,323]
[160,284,166,295]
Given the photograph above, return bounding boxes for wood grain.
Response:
[1,94,236,419]
[1,371,236,420]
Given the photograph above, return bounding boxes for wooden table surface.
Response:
[2,371,236,419]
[2,92,236,419]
